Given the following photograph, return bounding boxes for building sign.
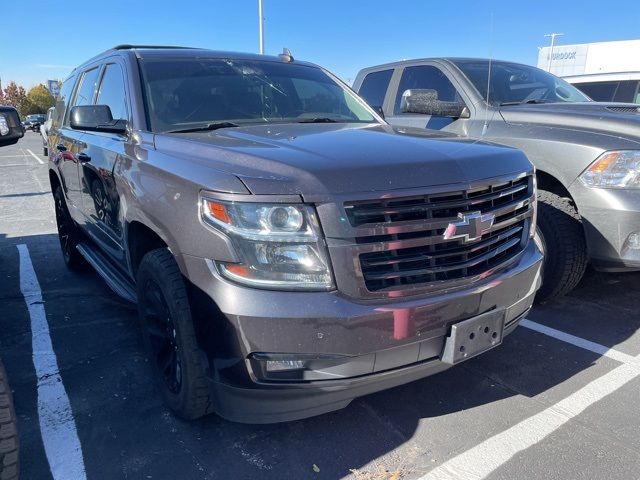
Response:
[537,39,640,78]
[537,44,589,76]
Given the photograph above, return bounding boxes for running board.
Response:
[76,242,137,303]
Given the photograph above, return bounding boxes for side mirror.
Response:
[70,105,127,134]
[371,105,385,120]
[400,89,470,119]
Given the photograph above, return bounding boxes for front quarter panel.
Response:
[117,133,250,274]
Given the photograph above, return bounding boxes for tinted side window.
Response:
[96,63,128,120]
[575,82,617,102]
[54,75,77,129]
[614,81,639,103]
[73,68,101,108]
[358,69,393,108]
[394,66,461,114]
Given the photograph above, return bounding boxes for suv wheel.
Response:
[0,359,19,480]
[136,248,213,420]
[53,186,88,270]
[535,189,588,300]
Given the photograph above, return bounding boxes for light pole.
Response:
[258,0,265,54]
[544,33,564,72]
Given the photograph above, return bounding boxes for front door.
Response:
[77,62,130,266]
[385,64,468,132]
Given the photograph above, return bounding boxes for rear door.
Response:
[77,60,130,264]
[52,68,101,217]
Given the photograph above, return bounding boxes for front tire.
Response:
[53,186,88,271]
[535,190,588,300]
[0,359,19,480]
[136,248,213,420]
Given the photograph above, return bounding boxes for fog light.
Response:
[266,359,306,372]
[627,232,640,250]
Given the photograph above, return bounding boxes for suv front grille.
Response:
[344,175,534,293]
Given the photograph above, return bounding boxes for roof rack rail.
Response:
[112,44,196,50]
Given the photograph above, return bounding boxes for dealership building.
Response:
[537,39,640,103]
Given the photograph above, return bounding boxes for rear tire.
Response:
[136,248,213,420]
[53,186,88,271]
[535,189,588,300]
[0,360,19,480]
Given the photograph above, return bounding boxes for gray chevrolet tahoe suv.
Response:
[48,46,542,423]
[354,59,640,299]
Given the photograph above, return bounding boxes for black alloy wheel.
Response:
[140,279,182,394]
[53,186,87,270]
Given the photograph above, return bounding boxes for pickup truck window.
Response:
[394,65,462,114]
[73,67,101,109]
[358,69,393,108]
[452,59,589,106]
[54,75,77,129]
[139,58,376,132]
[96,63,128,121]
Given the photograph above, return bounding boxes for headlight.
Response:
[580,151,640,189]
[0,115,8,136]
[200,197,334,290]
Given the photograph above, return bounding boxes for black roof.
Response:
[73,45,315,72]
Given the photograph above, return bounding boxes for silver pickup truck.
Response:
[355,59,640,299]
[49,46,542,423]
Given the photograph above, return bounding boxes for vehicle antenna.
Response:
[482,13,494,137]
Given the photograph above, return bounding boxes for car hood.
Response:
[154,123,531,198]
[499,102,640,141]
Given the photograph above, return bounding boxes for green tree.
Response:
[2,82,28,115]
[24,84,55,116]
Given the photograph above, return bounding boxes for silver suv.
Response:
[48,46,542,423]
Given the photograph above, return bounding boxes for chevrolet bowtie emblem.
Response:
[443,211,495,243]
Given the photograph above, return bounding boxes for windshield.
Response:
[139,58,377,132]
[452,60,591,106]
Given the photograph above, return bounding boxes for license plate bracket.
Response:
[441,309,506,365]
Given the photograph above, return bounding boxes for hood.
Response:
[499,102,640,141]
[154,123,531,198]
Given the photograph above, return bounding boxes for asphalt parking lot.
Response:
[1,133,640,480]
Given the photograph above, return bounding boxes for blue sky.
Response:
[1,0,639,89]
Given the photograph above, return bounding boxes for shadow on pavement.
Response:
[1,232,638,479]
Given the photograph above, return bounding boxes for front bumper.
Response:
[182,240,543,423]
[570,183,640,271]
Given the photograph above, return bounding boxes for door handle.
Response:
[56,143,67,152]
[77,152,91,163]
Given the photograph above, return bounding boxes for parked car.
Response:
[24,114,46,132]
[49,45,542,423]
[566,72,640,104]
[354,58,640,299]
[0,108,22,480]
[41,107,55,155]
[0,105,24,146]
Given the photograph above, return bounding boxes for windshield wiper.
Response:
[166,122,239,133]
[500,99,550,106]
[297,117,339,123]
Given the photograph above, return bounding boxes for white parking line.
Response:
[26,148,45,165]
[17,244,87,480]
[521,319,640,367]
[418,319,640,480]
[419,363,639,480]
